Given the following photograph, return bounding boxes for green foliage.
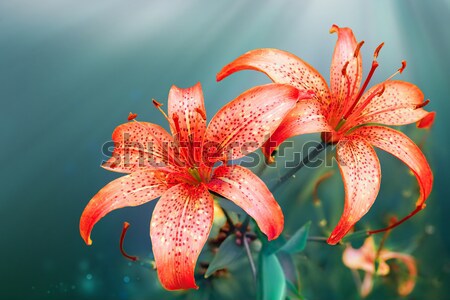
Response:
[257,252,286,300]
[278,222,311,254]
[205,234,245,278]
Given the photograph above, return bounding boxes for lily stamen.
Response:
[415,99,430,109]
[120,222,138,262]
[385,60,407,82]
[343,43,383,119]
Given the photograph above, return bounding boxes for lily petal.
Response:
[102,122,176,173]
[80,169,168,245]
[330,25,362,113]
[261,99,332,162]
[342,237,390,275]
[328,137,381,245]
[204,83,307,163]
[168,83,206,158]
[216,48,331,107]
[360,272,374,298]
[353,81,430,126]
[417,111,436,129]
[208,165,283,240]
[150,183,213,290]
[381,251,417,296]
[354,126,432,208]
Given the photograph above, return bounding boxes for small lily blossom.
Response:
[80,82,312,290]
[217,24,433,244]
[343,237,417,297]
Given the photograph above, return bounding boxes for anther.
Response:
[374,42,384,59]
[354,41,365,57]
[398,60,407,74]
[172,113,181,136]
[120,222,138,262]
[342,61,349,76]
[152,99,163,108]
[195,107,206,120]
[415,99,430,109]
[127,112,137,121]
[376,84,386,97]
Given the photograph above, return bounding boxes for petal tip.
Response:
[417,111,435,129]
[330,24,339,34]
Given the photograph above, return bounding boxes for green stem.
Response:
[243,233,257,284]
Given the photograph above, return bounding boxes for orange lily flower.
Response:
[80,82,310,290]
[217,24,433,244]
[343,237,417,297]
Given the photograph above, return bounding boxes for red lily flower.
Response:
[80,82,310,290]
[217,25,433,245]
[343,236,417,297]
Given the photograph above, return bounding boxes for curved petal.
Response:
[360,272,374,298]
[353,81,430,126]
[328,137,381,245]
[342,237,390,275]
[102,122,176,173]
[204,83,308,163]
[417,111,436,129]
[216,48,331,107]
[168,83,206,141]
[80,169,168,245]
[150,183,214,290]
[261,99,332,162]
[207,165,283,240]
[330,25,362,113]
[354,126,432,208]
[380,251,417,296]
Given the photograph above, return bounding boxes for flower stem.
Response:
[307,236,328,243]
[243,232,257,284]
[272,142,328,192]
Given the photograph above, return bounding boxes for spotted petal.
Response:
[204,83,308,164]
[380,251,417,296]
[102,122,176,173]
[353,81,430,126]
[80,169,168,245]
[354,126,432,208]
[208,165,283,240]
[216,48,330,108]
[262,99,332,162]
[168,83,207,163]
[329,25,362,115]
[328,137,381,245]
[150,183,213,290]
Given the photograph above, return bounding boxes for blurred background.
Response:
[1,0,449,299]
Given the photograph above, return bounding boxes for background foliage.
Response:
[1,0,449,299]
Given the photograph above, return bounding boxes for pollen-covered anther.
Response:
[376,84,386,97]
[152,98,163,108]
[398,60,407,74]
[172,113,181,135]
[195,107,206,120]
[354,40,365,58]
[415,99,430,109]
[374,42,385,59]
[342,61,350,76]
[128,112,138,121]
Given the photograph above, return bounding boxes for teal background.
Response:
[1,0,449,299]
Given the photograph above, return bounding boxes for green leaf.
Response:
[341,230,369,243]
[257,253,286,300]
[278,222,311,254]
[205,234,245,278]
